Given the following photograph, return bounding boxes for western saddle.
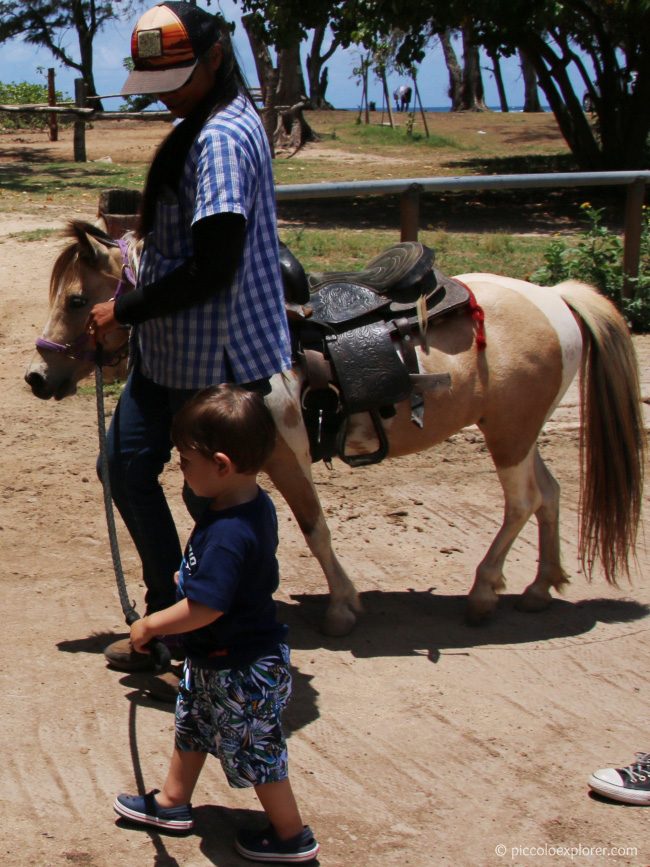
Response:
[281,241,474,467]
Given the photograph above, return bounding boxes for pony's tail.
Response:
[554,280,645,584]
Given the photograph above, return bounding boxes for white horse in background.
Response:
[393,85,412,112]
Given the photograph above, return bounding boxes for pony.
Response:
[25,220,645,636]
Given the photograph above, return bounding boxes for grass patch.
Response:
[279,226,553,281]
[77,380,125,399]
[347,123,461,151]
[1,227,58,242]
[423,229,553,279]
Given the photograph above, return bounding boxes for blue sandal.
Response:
[114,789,194,832]
[235,825,319,862]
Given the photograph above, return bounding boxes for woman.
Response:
[86,1,291,670]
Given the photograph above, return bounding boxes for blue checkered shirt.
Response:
[135,95,291,388]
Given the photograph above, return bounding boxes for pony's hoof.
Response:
[322,604,358,637]
[515,589,553,613]
[465,596,497,626]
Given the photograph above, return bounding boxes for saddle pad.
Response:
[327,321,412,414]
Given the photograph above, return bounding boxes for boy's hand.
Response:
[130,617,152,654]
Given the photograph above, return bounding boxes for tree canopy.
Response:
[239,0,650,169]
[372,0,648,168]
[0,1,144,108]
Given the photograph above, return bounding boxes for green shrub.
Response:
[0,81,69,131]
[532,203,650,331]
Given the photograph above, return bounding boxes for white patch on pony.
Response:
[457,273,583,418]
[265,370,309,457]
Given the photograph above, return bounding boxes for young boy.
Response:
[113,384,319,864]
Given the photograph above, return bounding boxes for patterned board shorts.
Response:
[175,644,292,788]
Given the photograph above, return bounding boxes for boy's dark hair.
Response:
[171,384,276,474]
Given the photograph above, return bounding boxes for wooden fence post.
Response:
[400,185,421,241]
[47,68,58,142]
[73,78,87,163]
[623,178,647,299]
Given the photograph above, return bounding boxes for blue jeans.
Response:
[98,366,272,614]
[98,367,201,614]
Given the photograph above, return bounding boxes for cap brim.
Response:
[120,61,198,96]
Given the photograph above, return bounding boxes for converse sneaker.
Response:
[114,789,194,831]
[235,825,319,863]
[588,752,650,804]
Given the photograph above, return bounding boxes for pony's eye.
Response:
[68,294,88,310]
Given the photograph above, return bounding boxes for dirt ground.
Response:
[1,119,650,867]
[0,110,571,168]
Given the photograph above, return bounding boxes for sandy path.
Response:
[1,207,649,867]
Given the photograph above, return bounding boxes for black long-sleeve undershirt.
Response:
[114,212,247,326]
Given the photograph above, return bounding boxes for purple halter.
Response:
[35,237,135,365]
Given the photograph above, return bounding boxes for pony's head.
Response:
[25,221,131,400]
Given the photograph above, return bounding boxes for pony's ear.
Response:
[70,222,111,269]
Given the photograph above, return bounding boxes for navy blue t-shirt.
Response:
[176,487,288,669]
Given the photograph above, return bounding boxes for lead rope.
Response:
[95,346,171,672]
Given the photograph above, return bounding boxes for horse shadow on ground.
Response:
[280,590,650,663]
[55,592,647,739]
[55,591,649,671]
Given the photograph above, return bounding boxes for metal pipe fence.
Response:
[1,93,647,292]
[276,171,649,297]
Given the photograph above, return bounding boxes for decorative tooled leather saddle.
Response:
[280,242,476,467]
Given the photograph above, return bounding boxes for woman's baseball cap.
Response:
[121,2,222,96]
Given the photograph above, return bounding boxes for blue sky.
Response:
[0,1,572,110]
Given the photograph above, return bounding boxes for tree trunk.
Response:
[71,0,103,111]
[460,29,488,111]
[306,24,338,108]
[262,68,279,159]
[241,13,307,151]
[487,48,509,112]
[241,12,274,105]
[438,29,462,110]
[273,102,319,155]
[523,33,604,168]
[519,48,542,112]
[356,58,371,124]
[276,44,307,107]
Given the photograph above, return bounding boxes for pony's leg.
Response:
[516,450,570,611]
[265,433,362,636]
[466,447,542,624]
